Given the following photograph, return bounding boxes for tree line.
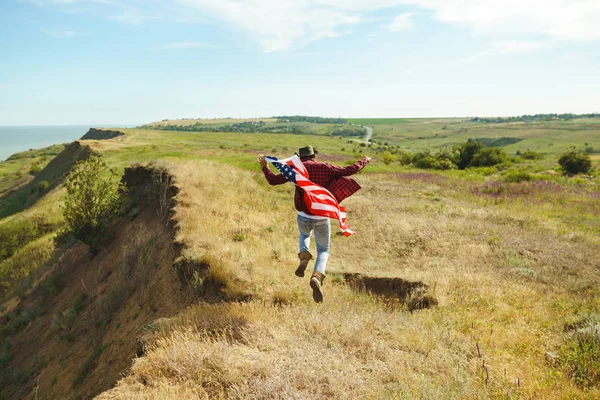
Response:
[146,122,308,134]
[469,113,600,123]
[274,116,348,124]
[144,121,365,136]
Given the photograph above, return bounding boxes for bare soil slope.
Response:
[0,166,195,400]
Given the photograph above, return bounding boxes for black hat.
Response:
[298,146,317,158]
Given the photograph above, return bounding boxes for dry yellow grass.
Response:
[97,160,600,399]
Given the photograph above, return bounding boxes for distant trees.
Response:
[145,121,310,134]
[61,154,124,252]
[329,125,366,137]
[144,117,357,135]
[275,116,348,124]
[470,113,600,124]
[558,149,592,175]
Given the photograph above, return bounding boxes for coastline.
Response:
[0,125,130,161]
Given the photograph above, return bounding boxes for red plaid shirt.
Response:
[262,157,369,214]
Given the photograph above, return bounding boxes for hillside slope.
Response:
[0,166,197,400]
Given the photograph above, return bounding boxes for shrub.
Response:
[62,154,124,252]
[559,149,592,175]
[503,169,533,183]
[412,149,457,170]
[381,151,396,165]
[434,159,457,170]
[435,149,459,165]
[396,151,413,166]
[0,216,51,262]
[0,236,54,294]
[414,155,436,169]
[456,141,484,169]
[38,180,50,193]
[470,147,507,167]
[28,164,42,176]
[520,150,544,160]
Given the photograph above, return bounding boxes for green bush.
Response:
[559,149,592,175]
[381,151,396,165]
[434,159,457,170]
[503,169,533,182]
[62,154,124,252]
[457,141,484,169]
[414,156,437,169]
[519,150,544,160]
[412,149,457,170]
[0,236,54,294]
[435,149,459,165]
[396,151,413,166]
[470,147,507,167]
[0,216,51,262]
[28,163,42,176]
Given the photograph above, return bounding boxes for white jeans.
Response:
[297,214,330,274]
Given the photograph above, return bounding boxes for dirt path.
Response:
[348,124,372,144]
[364,125,373,142]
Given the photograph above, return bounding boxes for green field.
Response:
[357,118,599,156]
[143,116,366,137]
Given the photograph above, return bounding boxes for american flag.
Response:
[265,155,355,237]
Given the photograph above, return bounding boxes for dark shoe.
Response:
[310,271,325,303]
[295,251,313,277]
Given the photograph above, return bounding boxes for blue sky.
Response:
[1,0,599,125]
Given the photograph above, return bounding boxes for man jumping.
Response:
[258,146,370,303]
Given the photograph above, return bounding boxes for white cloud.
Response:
[26,0,600,51]
[155,41,214,50]
[41,28,76,37]
[387,12,416,31]
[109,12,143,25]
[178,0,361,52]
[457,40,557,64]
[491,40,555,54]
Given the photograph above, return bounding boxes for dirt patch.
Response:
[80,129,125,141]
[0,165,197,400]
[340,273,438,311]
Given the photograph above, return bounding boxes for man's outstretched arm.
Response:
[329,155,371,177]
[258,155,287,185]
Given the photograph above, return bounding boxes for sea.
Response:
[0,125,131,162]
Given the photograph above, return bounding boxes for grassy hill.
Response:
[349,117,600,157]
[1,118,599,399]
[142,116,367,137]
